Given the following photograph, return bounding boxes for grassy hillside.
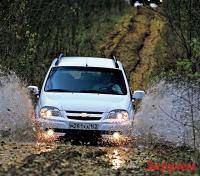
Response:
[0,0,130,85]
[1,1,199,88]
[0,1,165,91]
[98,7,164,90]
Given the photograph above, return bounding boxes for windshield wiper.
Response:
[79,89,104,94]
[46,89,75,92]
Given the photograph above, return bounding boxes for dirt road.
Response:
[0,140,197,175]
[99,7,163,90]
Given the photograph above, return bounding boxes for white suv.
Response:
[29,54,144,138]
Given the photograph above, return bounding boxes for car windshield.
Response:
[45,66,127,95]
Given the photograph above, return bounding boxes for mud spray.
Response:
[0,72,35,142]
[0,73,199,148]
[133,81,200,149]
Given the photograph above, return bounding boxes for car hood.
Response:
[39,92,131,112]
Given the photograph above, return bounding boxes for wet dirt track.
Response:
[0,140,197,176]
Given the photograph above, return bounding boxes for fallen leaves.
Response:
[0,141,198,176]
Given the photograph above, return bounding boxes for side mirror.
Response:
[132,90,145,100]
[28,86,39,95]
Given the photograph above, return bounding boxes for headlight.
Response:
[107,110,129,121]
[40,106,61,118]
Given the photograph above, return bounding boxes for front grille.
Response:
[66,111,103,121]
[67,116,101,121]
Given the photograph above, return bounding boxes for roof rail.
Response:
[111,55,119,68]
[55,53,64,66]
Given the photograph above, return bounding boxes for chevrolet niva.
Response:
[28,54,145,140]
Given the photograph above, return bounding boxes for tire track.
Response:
[99,7,163,90]
[130,12,163,90]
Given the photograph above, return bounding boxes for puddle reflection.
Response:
[35,142,58,153]
[107,148,129,170]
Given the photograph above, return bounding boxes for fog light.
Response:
[113,132,121,140]
[47,129,54,137]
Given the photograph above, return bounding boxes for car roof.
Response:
[51,57,123,69]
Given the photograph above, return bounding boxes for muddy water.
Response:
[133,81,200,149]
[0,73,35,142]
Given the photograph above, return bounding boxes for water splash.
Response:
[133,81,200,149]
[0,72,36,142]
[0,72,199,149]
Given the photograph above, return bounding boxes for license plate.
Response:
[69,122,99,130]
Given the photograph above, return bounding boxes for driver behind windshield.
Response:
[93,72,123,95]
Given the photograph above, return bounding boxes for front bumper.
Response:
[36,117,133,136]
